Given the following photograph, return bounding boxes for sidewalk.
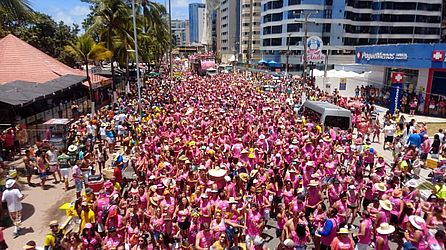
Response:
[374,105,446,123]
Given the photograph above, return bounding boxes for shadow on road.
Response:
[21,203,35,222]
[19,226,34,236]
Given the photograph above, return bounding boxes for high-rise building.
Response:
[240,0,262,64]
[260,0,443,70]
[215,5,221,54]
[189,3,206,44]
[219,0,241,63]
[185,20,190,45]
[171,19,187,46]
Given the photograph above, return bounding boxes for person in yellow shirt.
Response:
[44,220,64,250]
[211,233,229,250]
[79,201,95,232]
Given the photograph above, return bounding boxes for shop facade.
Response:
[355,43,446,115]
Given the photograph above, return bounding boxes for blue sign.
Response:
[389,83,403,114]
[355,44,446,69]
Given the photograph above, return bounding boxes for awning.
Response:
[0,74,86,106]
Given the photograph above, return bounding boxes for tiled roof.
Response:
[0,34,92,84]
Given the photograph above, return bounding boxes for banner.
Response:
[389,72,405,114]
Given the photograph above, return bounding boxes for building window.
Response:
[271,38,282,46]
[288,0,301,5]
[271,25,282,34]
[263,26,271,35]
[263,39,271,46]
[287,23,302,32]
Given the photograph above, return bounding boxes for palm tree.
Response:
[64,34,112,106]
[0,0,33,18]
[88,0,131,91]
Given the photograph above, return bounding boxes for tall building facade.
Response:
[171,19,187,46]
[185,20,190,45]
[240,0,262,63]
[219,0,241,63]
[189,3,206,44]
[260,0,443,68]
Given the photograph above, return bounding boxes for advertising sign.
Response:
[304,36,326,63]
[389,72,405,114]
[339,78,347,90]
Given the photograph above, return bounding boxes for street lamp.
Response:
[294,10,318,84]
[131,0,142,121]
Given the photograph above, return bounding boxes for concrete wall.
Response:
[315,76,365,97]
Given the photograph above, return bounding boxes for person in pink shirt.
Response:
[195,223,213,250]
[103,226,123,250]
[246,203,264,249]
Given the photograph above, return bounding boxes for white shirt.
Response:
[46,150,58,164]
[2,188,23,212]
[384,124,396,137]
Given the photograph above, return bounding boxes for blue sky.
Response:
[33,0,201,27]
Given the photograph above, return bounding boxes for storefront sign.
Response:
[356,51,408,61]
[356,44,446,69]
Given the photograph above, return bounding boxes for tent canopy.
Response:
[258,59,267,64]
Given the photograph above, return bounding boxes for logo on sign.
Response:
[305,36,325,63]
[432,50,445,62]
[391,72,404,83]
[357,52,408,61]
[307,36,323,53]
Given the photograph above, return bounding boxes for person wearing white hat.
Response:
[405,215,429,250]
[2,179,23,238]
[375,222,395,250]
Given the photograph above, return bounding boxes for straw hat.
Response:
[162,178,176,188]
[49,220,59,227]
[409,215,426,230]
[379,199,393,211]
[306,161,314,167]
[250,169,259,178]
[239,173,248,182]
[311,173,321,179]
[323,136,332,142]
[377,223,395,235]
[336,148,345,153]
[5,179,15,189]
[283,239,295,247]
[208,168,227,178]
[392,188,402,198]
[68,145,78,152]
[241,149,249,154]
[405,179,419,188]
[292,138,299,144]
[374,182,387,192]
[228,197,238,204]
[308,180,319,187]
[338,228,350,234]
[23,241,37,249]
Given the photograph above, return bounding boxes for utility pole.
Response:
[285,33,291,76]
[168,0,173,79]
[300,11,318,85]
[302,13,309,85]
[131,0,142,121]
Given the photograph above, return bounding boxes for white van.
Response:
[300,101,352,130]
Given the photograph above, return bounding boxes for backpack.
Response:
[101,205,110,224]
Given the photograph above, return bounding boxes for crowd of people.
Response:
[3,68,446,250]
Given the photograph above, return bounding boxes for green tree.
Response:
[64,34,112,104]
[0,0,33,18]
[87,0,131,90]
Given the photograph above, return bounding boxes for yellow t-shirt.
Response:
[80,209,95,231]
[44,229,64,247]
[436,184,446,200]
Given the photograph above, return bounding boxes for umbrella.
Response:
[268,60,277,64]
[148,72,160,77]
[258,59,267,64]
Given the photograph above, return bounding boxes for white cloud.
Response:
[53,10,74,25]
[70,5,91,17]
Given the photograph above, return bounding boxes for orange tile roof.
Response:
[0,34,108,84]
